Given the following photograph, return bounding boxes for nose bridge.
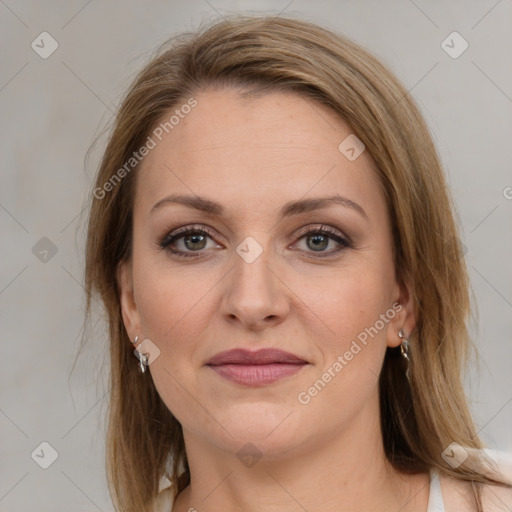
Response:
[221,235,288,327]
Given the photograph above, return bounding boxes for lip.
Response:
[207,348,307,365]
[206,348,308,387]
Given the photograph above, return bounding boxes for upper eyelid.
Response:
[160,224,220,245]
[294,224,345,239]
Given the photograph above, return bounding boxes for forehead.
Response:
[135,87,385,221]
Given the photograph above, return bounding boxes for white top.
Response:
[427,469,445,512]
[152,449,512,512]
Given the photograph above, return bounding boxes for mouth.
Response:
[206,348,309,387]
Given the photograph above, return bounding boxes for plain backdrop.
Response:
[1,1,511,510]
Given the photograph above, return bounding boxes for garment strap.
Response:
[427,468,445,512]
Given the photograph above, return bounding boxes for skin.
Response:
[118,87,431,512]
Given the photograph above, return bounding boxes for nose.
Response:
[220,242,290,331]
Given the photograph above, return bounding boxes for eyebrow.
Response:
[150,193,368,220]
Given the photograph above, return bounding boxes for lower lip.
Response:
[208,363,307,386]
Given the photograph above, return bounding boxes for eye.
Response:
[159,224,222,258]
[293,224,352,258]
[158,223,352,259]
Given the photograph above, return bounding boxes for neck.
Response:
[173,392,430,512]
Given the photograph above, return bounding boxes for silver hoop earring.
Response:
[132,336,149,374]
[398,329,411,381]
[398,329,409,360]
[135,351,149,374]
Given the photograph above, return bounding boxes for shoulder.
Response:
[439,449,512,512]
[479,449,512,512]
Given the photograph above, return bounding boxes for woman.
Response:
[84,14,512,512]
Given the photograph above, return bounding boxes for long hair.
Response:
[82,14,510,512]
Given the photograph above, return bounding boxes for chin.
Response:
[215,429,306,464]
[208,404,308,455]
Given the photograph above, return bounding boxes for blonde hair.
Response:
[83,14,510,512]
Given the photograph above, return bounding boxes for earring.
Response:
[398,329,409,360]
[135,351,149,374]
[398,329,411,381]
[132,336,149,374]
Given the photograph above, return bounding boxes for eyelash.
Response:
[158,223,353,260]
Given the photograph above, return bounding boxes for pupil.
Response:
[309,235,327,251]
[185,234,206,250]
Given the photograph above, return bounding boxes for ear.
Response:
[386,277,416,349]
[117,258,141,342]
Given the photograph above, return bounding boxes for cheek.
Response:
[133,253,218,342]
[296,271,391,419]
[133,263,213,421]
[298,262,393,354]
[132,256,228,377]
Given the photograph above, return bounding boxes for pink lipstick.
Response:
[206,348,308,386]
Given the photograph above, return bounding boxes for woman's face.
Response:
[118,87,415,459]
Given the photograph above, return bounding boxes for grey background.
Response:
[1,1,511,510]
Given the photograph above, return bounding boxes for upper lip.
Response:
[206,348,307,366]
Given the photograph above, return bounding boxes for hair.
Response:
[82,13,511,512]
